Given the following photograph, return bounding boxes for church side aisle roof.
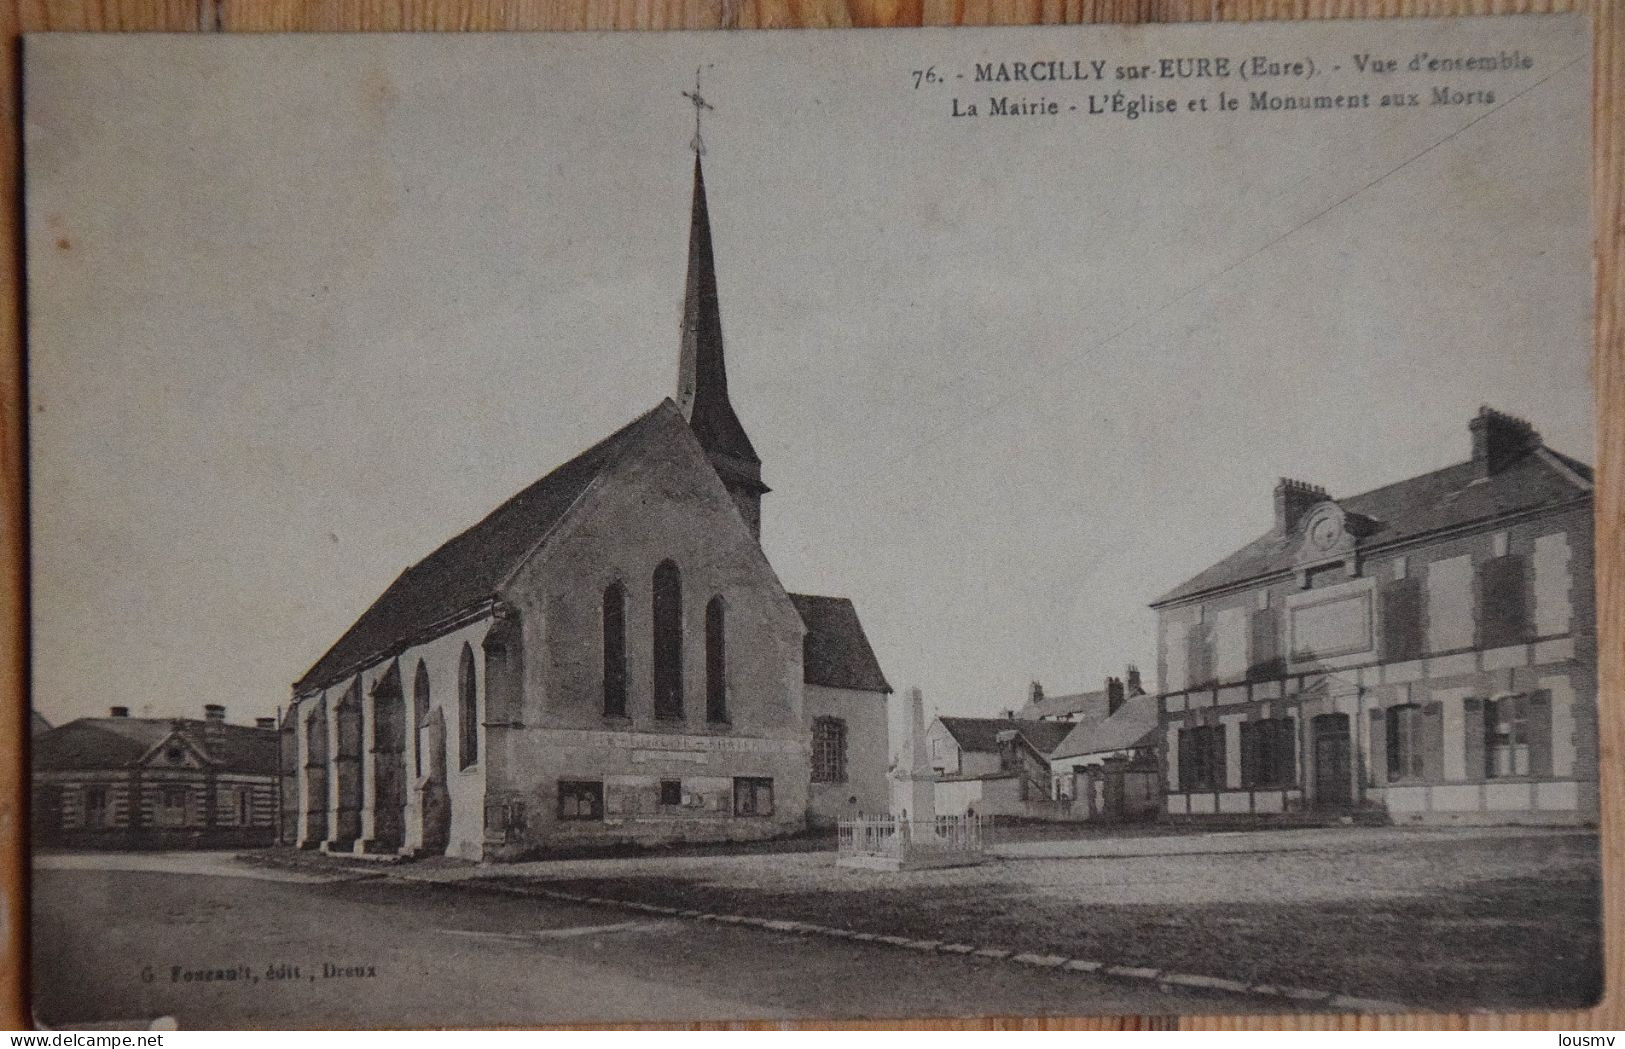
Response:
[788,594,892,694]
[296,402,671,692]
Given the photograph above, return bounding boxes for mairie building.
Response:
[284,150,891,861]
[1153,407,1596,825]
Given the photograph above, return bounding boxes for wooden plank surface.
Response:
[0,0,1617,1032]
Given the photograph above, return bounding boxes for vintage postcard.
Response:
[23,14,1598,1027]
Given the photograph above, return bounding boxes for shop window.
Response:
[733,777,774,817]
[558,781,604,821]
[1241,718,1296,789]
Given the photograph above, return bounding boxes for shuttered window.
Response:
[1247,608,1282,681]
[1241,718,1296,789]
[1381,577,1425,663]
[1479,554,1531,649]
[1386,704,1425,782]
[1178,725,1225,791]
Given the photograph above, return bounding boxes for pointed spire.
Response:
[675,123,768,539]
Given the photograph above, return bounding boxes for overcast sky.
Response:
[26,18,1591,746]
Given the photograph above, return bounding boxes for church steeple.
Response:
[676,78,768,539]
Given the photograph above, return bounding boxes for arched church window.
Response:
[413,659,430,776]
[603,582,628,718]
[652,560,684,719]
[705,596,727,723]
[458,643,478,770]
[812,717,847,783]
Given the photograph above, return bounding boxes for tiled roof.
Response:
[32,718,278,775]
[1154,446,1592,607]
[789,594,891,694]
[936,716,1075,757]
[1017,688,1109,722]
[1050,694,1160,761]
[296,403,673,691]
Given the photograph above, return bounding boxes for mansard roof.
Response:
[296,403,673,691]
[789,593,892,694]
[936,716,1075,757]
[1153,444,1593,608]
[33,718,277,775]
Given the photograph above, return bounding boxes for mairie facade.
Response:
[284,151,890,861]
[1153,408,1596,825]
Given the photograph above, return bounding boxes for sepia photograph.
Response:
[21,13,1601,1027]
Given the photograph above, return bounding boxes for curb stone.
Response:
[411,874,1409,1013]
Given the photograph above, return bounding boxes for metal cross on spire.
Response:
[681,67,713,156]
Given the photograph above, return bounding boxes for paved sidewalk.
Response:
[33,850,373,884]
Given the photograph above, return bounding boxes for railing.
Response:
[836,815,987,865]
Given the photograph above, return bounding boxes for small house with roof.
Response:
[1153,407,1595,825]
[32,704,280,849]
[923,715,1073,817]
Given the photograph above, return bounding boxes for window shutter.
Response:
[1239,722,1256,788]
[1527,689,1553,778]
[1381,578,1424,663]
[1420,702,1444,782]
[1479,554,1530,649]
[1177,729,1194,792]
[1279,719,1298,786]
[1368,707,1387,785]
[1248,608,1280,681]
[1462,697,1486,782]
[1211,725,1227,788]
[1186,623,1211,690]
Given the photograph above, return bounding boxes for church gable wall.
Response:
[485,413,808,856]
[805,684,890,827]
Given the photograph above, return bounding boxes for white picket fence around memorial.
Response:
[835,814,987,870]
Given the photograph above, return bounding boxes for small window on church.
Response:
[812,717,847,783]
[413,659,430,777]
[458,643,478,770]
[603,583,628,718]
[558,780,603,821]
[705,596,727,723]
[733,777,773,817]
[653,561,684,719]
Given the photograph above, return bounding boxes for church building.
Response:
[284,138,891,860]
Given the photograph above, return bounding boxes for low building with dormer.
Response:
[32,704,280,849]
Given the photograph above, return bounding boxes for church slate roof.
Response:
[789,593,891,694]
[296,403,671,692]
[33,718,278,775]
[936,716,1075,757]
[1153,446,1593,608]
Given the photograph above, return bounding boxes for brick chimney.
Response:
[1106,676,1125,716]
[1470,406,1541,478]
[1125,665,1144,697]
[204,703,226,722]
[1274,478,1327,537]
[256,717,277,730]
[109,706,129,718]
